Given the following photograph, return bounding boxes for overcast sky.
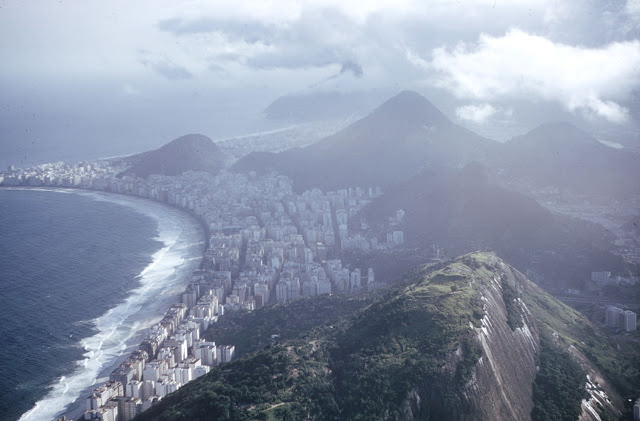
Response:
[1,0,639,166]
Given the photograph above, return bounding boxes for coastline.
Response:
[1,158,381,420]
[4,187,207,421]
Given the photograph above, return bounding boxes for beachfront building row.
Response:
[85,293,235,420]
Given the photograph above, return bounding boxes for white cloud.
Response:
[574,96,630,123]
[456,103,497,123]
[597,138,624,149]
[1,0,637,121]
[415,29,640,122]
[165,0,417,24]
[627,0,640,17]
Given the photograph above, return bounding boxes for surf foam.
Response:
[18,190,204,421]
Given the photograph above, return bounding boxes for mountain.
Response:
[494,122,640,198]
[240,91,640,201]
[240,92,640,201]
[234,91,496,192]
[358,163,626,287]
[119,134,224,178]
[134,252,634,421]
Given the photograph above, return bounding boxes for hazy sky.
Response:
[1,0,639,166]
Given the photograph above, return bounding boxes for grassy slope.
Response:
[523,281,640,413]
[203,294,373,358]
[330,262,485,420]
[136,257,485,420]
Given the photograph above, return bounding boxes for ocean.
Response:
[0,188,204,421]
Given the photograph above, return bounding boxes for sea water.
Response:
[0,188,204,421]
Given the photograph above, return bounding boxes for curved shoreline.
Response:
[4,187,207,421]
[1,186,211,247]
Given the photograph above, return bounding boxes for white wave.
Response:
[18,191,204,421]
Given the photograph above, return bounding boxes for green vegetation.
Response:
[135,293,374,421]
[136,255,489,420]
[204,294,372,357]
[134,338,337,421]
[330,264,484,419]
[531,332,587,421]
[455,334,483,385]
[523,285,640,405]
[135,252,640,421]
[501,274,524,330]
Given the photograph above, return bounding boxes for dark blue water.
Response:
[0,189,162,421]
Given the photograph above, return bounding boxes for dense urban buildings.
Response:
[2,161,394,420]
[3,153,638,421]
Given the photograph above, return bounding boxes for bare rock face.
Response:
[464,259,540,421]
[397,253,621,421]
[395,254,541,421]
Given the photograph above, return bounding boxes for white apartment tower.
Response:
[624,310,637,331]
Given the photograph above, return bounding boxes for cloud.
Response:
[340,60,363,77]
[157,17,274,44]
[456,103,497,123]
[156,8,363,72]
[151,60,194,80]
[5,1,639,123]
[627,0,640,17]
[411,29,640,122]
[307,59,364,88]
[139,55,194,80]
[151,1,637,92]
[157,17,218,36]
